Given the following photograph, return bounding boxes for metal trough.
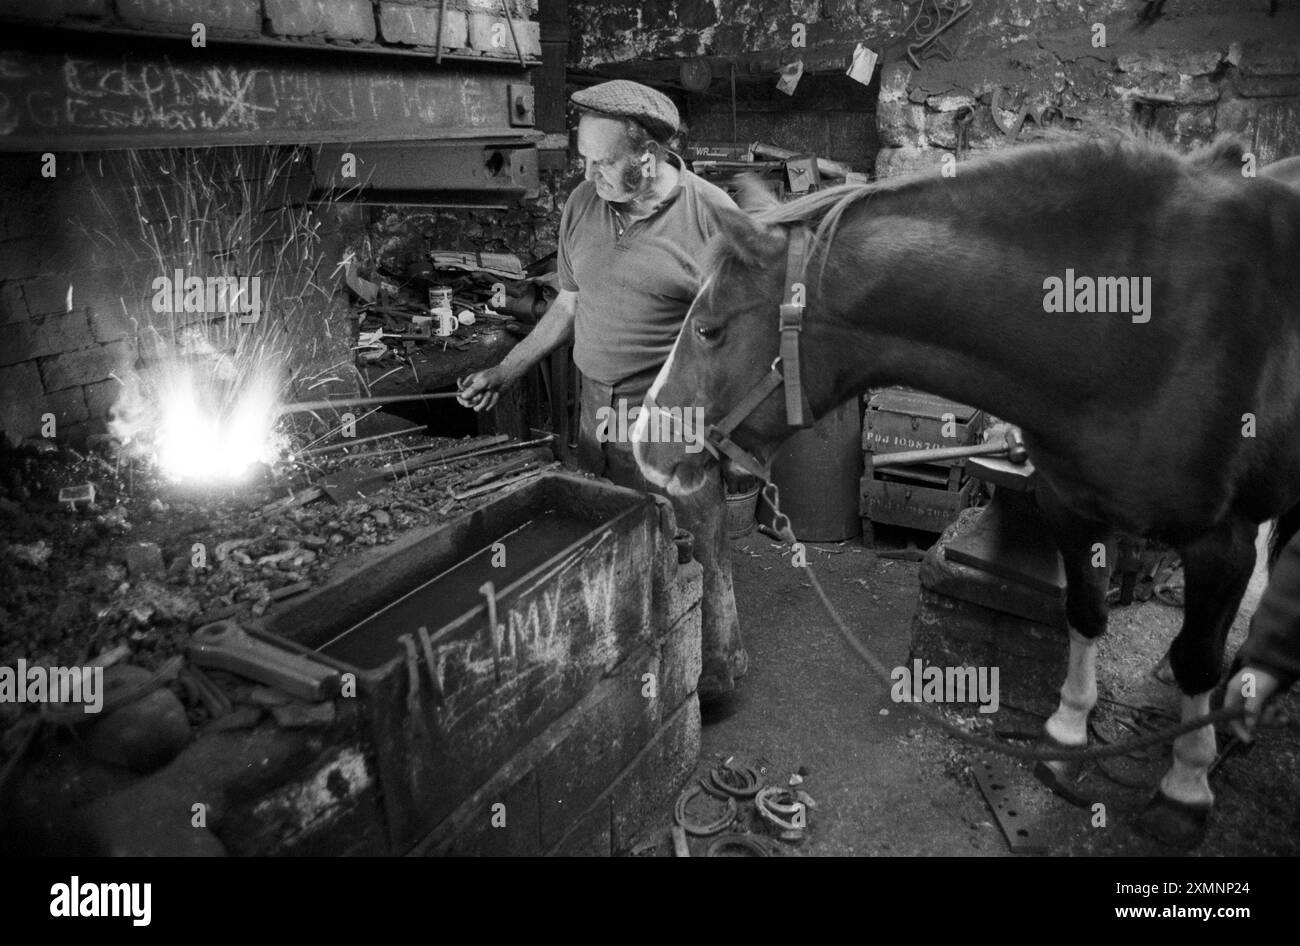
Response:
[249,471,699,854]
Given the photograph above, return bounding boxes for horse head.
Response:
[632,180,843,495]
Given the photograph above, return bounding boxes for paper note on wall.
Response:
[846,43,878,86]
[776,59,804,96]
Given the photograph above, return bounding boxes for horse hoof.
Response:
[1032,736,1094,807]
[1137,791,1210,849]
[1033,761,1095,807]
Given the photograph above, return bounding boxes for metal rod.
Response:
[299,425,426,457]
[276,392,463,417]
[730,63,737,144]
[435,0,447,64]
[500,0,527,70]
[480,582,501,684]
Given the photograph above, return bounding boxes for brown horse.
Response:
[632,134,1300,846]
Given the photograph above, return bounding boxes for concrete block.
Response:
[458,0,535,18]
[84,377,123,420]
[0,361,43,405]
[37,387,90,430]
[114,0,261,33]
[264,0,376,41]
[875,145,947,179]
[21,276,73,316]
[1254,99,1300,167]
[38,340,131,392]
[378,3,468,48]
[0,282,26,324]
[467,12,540,57]
[0,310,92,366]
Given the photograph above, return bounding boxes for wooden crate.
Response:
[860,475,977,534]
[864,388,985,468]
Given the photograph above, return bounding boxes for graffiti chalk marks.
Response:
[0,48,517,149]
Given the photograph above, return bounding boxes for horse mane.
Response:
[736,130,1249,286]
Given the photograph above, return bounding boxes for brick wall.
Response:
[0,148,358,448]
[0,153,139,448]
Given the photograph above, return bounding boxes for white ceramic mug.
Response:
[433,308,458,336]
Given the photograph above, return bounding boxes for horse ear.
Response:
[734,173,780,213]
[713,204,786,267]
[1192,134,1249,174]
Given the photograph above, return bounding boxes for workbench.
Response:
[356,323,541,440]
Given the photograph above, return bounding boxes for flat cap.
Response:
[571,80,679,143]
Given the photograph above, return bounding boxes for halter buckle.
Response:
[778,303,804,331]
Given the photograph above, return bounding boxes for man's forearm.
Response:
[498,292,577,380]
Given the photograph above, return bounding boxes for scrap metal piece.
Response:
[705,833,775,857]
[670,824,691,858]
[674,782,737,837]
[754,786,807,840]
[189,620,340,702]
[904,0,973,69]
[416,625,444,705]
[972,756,1048,854]
[58,483,95,510]
[707,760,763,799]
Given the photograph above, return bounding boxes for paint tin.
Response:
[428,286,454,311]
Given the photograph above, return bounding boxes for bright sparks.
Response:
[154,371,280,482]
[112,363,284,485]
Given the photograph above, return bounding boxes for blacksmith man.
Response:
[458,80,748,699]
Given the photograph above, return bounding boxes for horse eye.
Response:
[695,322,721,342]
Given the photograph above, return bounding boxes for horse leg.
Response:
[1034,486,1111,802]
[1140,515,1256,847]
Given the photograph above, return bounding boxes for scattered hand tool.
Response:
[670,824,691,858]
[973,755,1047,854]
[316,467,385,504]
[461,456,540,490]
[870,426,1027,470]
[299,426,426,458]
[450,463,557,500]
[189,620,340,702]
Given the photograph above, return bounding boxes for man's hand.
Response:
[1224,666,1283,742]
[457,365,515,412]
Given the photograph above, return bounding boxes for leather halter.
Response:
[640,225,816,482]
[699,225,816,480]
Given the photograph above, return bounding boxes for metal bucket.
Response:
[724,484,760,538]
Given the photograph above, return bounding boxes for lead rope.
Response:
[760,481,1246,762]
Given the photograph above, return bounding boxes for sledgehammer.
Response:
[870,427,1027,470]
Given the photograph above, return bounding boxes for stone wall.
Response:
[366,164,579,280]
[873,0,1300,177]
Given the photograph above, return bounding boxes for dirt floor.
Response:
[651,525,1300,858]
